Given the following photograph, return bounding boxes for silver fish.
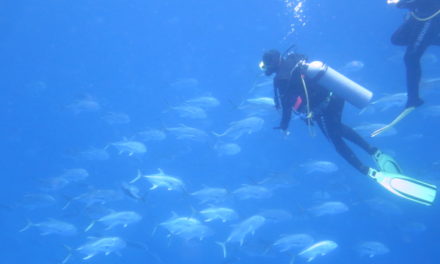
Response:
[67,96,100,115]
[121,182,145,202]
[85,211,142,232]
[309,201,349,217]
[362,93,406,114]
[227,215,266,246]
[160,215,212,241]
[20,193,57,210]
[60,168,89,182]
[80,147,109,161]
[273,233,314,252]
[340,60,364,73]
[259,209,293,223]
[63,189,123,210]
[215,143,241,156]
[166,124,209,142]
[298,240,338,262]
[20,218,77,236]
[171,105,207,119]
[130,169,184,191]
[214,117,264,140]
[300,160,338,174]
[185,96,220,108]
[107,139,147,156]
[191,187,228,204]
[357,241,389,258]
[422,105,440,117]
[233,185,272,200]
[77,236,126,260]
[102,111,130,125]
[137,129,167,142]
[199,207,238,223]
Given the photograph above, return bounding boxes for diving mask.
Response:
[259,61,266,71]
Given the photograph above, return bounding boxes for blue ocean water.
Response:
[1,0,440,263]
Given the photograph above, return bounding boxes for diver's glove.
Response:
[273,126,291,136]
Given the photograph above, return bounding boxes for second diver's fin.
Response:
[368,169,437,206]
[373,150,402,174]
[371,107,415,138]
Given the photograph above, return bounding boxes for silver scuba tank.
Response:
[305,61,373,109]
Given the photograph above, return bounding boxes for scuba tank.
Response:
[304,61,373,109]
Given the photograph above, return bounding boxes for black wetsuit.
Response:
[391,0,440,107]
[274,54,377,175]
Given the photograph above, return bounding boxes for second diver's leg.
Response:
[404,19,438,108]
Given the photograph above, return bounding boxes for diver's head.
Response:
[260,50,281,76]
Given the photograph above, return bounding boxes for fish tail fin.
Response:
[151,225,158,237]
[130,170,142,184]
[61,245,73,264]
[212,131,223,137]
[19,219,33,232]
[84,221,96,232]
[62,199,73,210]
[216,241,227,258]
[289,255,296,264]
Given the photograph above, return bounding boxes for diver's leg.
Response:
[391,15,414,46]
[323,119,370,175]
[317,98,369,175]
[340,124,378,155]
[404,19,438,108]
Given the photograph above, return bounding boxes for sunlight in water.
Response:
[284,0,307,39]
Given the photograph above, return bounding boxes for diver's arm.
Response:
[275,80,295,131]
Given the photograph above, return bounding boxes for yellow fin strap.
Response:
[371,107,415,137]
[411,9,440,22]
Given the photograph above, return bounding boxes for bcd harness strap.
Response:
[298,74,333,137]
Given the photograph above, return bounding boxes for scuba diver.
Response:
[372,0,440,137]
[260,49,437,206]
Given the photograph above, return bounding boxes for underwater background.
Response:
[1,0,440,263]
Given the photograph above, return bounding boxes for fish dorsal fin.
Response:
[84,221,96,232]
[129,170,142,184]
[171,211,178,218]
[157,168,164,175]
[216,242,227,258]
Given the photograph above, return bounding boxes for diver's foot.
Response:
[405,98,424,109]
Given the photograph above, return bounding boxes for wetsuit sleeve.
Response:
[275,79,296,130]
[273,84,281,110]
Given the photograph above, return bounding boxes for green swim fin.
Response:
[371,107,415,137]
[373,150,402,174]
[368,169,437,206]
